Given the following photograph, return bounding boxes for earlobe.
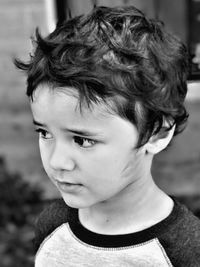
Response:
[145,125,175,155]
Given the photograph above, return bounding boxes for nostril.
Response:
[49,142,76,171]
[50,153,75,171]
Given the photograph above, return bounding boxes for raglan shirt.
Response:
[34,198,200,267]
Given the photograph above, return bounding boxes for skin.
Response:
[31,84,174,235]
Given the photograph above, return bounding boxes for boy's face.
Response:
[31,84,149,209]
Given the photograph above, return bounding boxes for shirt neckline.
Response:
[68,198,183,248]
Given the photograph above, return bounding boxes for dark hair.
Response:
[15,5,189,147]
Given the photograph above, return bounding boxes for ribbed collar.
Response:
[68,198,185,248]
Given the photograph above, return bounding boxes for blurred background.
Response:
[0,0,200,266]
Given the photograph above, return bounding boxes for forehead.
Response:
[31,84,117,124]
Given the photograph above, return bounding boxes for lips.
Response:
[55,179,81,185]
[59,181,82,186]
[55,180,83,193]
[56,180,75,184]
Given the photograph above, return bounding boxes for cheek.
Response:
[39,142,51,171]
[85,146,144,184]
[120,153,143,180]
[83,147,129,178]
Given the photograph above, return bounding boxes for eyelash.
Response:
[35,129,52,140]
[73,136,96,148]
[35,129,97,148]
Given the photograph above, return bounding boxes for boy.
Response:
[15,5,200,267]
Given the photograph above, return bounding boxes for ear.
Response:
[145,124,175,155]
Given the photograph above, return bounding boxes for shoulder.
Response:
[34,198,77,251]
[159,199,200,266]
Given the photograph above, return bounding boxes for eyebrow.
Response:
[33,119,45,127]
[33,119,103,137]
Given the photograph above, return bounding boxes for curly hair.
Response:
[14,5,189,147]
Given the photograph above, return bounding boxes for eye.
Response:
[35,129,53,140]
[74,136,96,148]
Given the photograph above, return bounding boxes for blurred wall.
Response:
[157,0,187,43]
[0,0,47,111]
[65,0,156,19]
[64,0,187,42]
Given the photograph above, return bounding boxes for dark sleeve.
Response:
[33,198,70,252]
[159,204,200,267]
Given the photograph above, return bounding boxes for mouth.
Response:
[55,180,83,193]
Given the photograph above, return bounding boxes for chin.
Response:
[61,195,93,209]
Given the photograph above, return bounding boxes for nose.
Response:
[49,141,75,171]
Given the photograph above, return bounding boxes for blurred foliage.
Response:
[0,155,44,267]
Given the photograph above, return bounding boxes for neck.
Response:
[79,176,173,235]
